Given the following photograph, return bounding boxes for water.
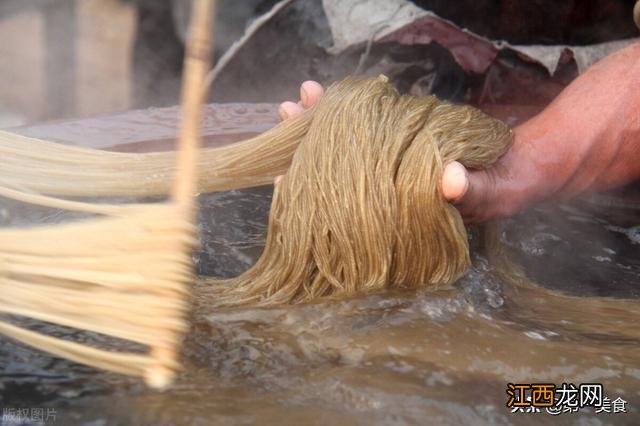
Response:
[1,105,638,425]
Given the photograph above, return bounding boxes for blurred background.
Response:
[0,0,638,127]
[1,3,640,423]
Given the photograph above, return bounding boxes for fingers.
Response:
[453,166,520,224]
[300,80,324,109]
[278,101,304,121]
[442,161,493,224]
[455,169,492,224]
[441,161,469,203]
[274,175,284,185]
[278,81,325,120]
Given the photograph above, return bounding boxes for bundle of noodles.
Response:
[0,0,216,388]
[2,71,513,313]
[209,75,513,306]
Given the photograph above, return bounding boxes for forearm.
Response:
[460,43,640,223]
[519,44,639,199]
[484,43,640,217]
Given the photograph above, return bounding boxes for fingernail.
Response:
[442,161,469,204]
[301,87,309,106]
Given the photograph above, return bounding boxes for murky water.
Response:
[1,105,638,425]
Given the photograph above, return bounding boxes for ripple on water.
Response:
[1,186,639,425]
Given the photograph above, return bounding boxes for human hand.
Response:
[276,43,640,223]
[274,80,483,218]
[460,43,640,222]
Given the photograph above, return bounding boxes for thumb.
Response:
[441,161,494,224]
[441,161,469,203]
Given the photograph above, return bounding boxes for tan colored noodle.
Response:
[1,38,514,387]
[0,114,309,197]
[4,39,637,388]
[207,75,512,306]
[2,74,511,312]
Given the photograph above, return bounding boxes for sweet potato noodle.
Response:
[0,75,511,306]
[208,75,512,305]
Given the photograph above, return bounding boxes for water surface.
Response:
[1,105,638,425]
